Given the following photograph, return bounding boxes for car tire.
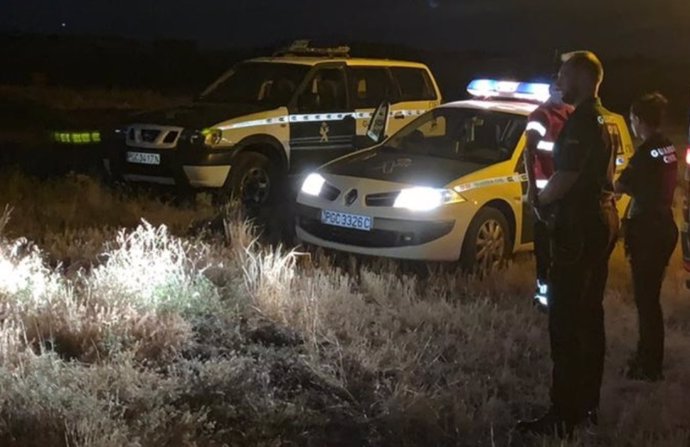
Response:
[460,207,512,275]
[215,151,281,211]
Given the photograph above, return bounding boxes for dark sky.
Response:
[2,0,690,57]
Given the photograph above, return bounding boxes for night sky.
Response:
[2,0,690,58]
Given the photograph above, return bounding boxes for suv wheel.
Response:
[216,151,280,209]
[460,207,512,275]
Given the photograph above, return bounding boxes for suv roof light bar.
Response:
[274,40,351,58]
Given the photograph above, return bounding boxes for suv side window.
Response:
[297,67,348,113]
[391,67,436,101]
[347,67,395,108]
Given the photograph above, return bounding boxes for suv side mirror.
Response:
[367,101,390,145]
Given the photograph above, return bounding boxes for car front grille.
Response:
[365,191,399,207]
[320,184,341,201]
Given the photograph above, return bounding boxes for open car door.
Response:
[365,101,390,146]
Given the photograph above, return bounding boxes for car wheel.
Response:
[460,207,512,275]
[216,151,280,210]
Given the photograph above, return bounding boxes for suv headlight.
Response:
[301,173,326,196]
[393,187,464,211]
[202,128,223,146]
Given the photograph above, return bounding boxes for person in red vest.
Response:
[524,83,574,310]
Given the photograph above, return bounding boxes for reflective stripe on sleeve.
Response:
[537,141,555,151]
[526,121,547,137]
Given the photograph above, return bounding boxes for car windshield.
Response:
[199,62,309,106]
[382,107,527,165]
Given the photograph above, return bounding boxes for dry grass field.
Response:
[0,171,688,447]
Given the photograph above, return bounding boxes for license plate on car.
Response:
[321,210,373,231]
[126,152,160,165]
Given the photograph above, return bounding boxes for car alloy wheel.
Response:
[475,218,506,274]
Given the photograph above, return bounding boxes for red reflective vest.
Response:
[526,102,574,182]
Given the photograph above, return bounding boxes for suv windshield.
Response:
[384,107,526,165]
[200,62,309,106]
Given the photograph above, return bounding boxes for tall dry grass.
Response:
[0,173,688,446]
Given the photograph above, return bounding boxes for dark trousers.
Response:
[534,219,551,282]
[625,214,678,376]
[548,203,618,422]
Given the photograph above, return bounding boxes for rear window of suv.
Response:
[390,67,436,102]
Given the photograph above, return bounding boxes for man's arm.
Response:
[538,170,579,206]
[538,119,590,207]
[523,129,542,205]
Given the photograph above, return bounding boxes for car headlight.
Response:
[393,187,464,211]
[202,128,223,146]
[301,173,326,196]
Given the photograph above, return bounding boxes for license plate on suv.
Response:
[126,152,160,165]
[321,210,373,232]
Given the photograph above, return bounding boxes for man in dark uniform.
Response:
[517,51,619,438]
[615,93,678,382]
[524,84,574,309]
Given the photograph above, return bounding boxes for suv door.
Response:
[288,63,355,174]
[389,67,441,135]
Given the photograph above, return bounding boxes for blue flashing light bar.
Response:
[467,79,551,103]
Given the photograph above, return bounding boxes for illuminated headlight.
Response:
[202,128,223,146]
[301,173,326,197]
[393,187,464,211]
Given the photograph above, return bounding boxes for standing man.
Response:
[615,93,678,382]
[524,84,574,309]
[516,51,619,437]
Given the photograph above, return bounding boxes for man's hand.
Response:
[533,204,548,223]
[538,171,580,207]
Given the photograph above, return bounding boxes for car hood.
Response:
[321,148,488,188]
[128,102,273,128]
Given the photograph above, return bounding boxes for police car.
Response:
[295,80,635,270]
[104,41,442,205]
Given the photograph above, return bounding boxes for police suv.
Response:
[104,41,442,205]
[296,80,635,270]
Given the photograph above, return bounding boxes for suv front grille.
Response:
[141,129,161,142]
[163,131,179,144]
[125,125,183,147]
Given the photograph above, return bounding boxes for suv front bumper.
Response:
[104,142,235,189]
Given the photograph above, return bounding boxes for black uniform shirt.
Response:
[618,133,677,219]
[553,97,614,212]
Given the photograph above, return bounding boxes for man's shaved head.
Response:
[557,50,605,105]
[561,51,604,86]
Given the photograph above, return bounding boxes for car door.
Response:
[388,67,441,135]
[288,63,355,174]
[347,66,398,149]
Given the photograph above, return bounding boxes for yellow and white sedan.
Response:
[296,80,634,270]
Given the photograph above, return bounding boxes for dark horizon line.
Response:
[1,29,685,66]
